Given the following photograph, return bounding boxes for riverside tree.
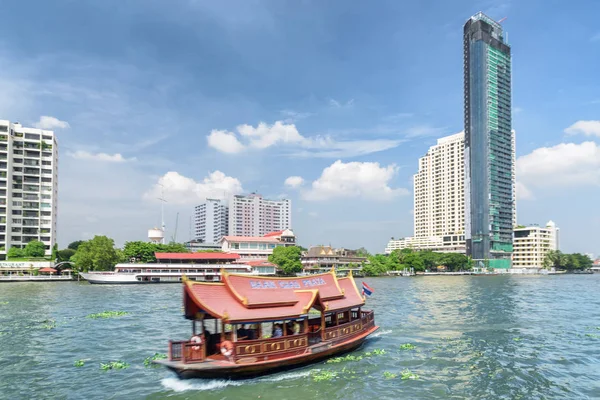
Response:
[71,236,120,272]
[543,250,592,270]
[268,246,303,275]
[24,240,47,258]
[121,241,189,263]
[363,249,470,276]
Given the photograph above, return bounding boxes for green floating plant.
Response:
[512,338,521,342]
[311,370,337,382]
[585,334,600,339]
[401,369,419,380]
[144,353,167,367]
[0,301,9,305]
[87,311,129,319]
[74,360,85,367]
[100,361,130,371]
[364,348,386,357]
[383,371,397,379]
[326,354,363,364]
[399,343,416,351]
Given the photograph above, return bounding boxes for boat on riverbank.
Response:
[79,253,278,284]
[155,269,378,379]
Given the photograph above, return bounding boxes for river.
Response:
[1,275,599,399]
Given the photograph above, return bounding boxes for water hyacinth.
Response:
[100,361,130,371]
[326,354,363,364]
[383,371,397,379]
[399,343,416,350]
[364,348,386,357]
[87,311,129,319]
[401,369,419,380]
[311,370,337,382]
[144,353,167,367]
[74,360,85,367]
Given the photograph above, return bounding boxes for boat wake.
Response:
[259,370,312,382]
[372,329,392,337]
[161,377,242,392]
[161,370,311,392]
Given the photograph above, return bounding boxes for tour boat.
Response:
[155,269,379,379]
[79,253,277,284]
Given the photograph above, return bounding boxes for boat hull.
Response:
[78,272,141,284]
[156,325,379,380]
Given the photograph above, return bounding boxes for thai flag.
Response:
[362,282,374,297]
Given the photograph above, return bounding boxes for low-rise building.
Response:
[512,221,559,269]
[385,235,466,254]
[221,229,295,260]
[183,240,223,252]
[301,246,367,274]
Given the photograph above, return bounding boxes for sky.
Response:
[0,0,599,255]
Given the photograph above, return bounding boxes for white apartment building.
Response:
[512,221,559,269]
[193,198,228,244]
[221,229,296,260]
[387,132,466,253]
[228,193,291,237]
[0,120,58,258]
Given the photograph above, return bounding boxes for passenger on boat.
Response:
[273,324,283,338]
[293,321,301,335]
[237,326,249,340]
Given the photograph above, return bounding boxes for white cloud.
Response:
[207,120,402,158]
[564,120,600,137]
[279,109,314,123]
[238,121,305,149]
[329,98,354,108]
[206,129,245,153]
[33,115,70,129]
[308,211,319,217]
[515,181,534,200]
[144,170,244,205]
[516,142,600,196]
[302,160,409,201]
[70,150,136,162]
[284,176,305,188]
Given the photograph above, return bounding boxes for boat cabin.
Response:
[165,269,377,371]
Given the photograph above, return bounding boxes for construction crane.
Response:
[498,17,507,23]
[171,212,179,243]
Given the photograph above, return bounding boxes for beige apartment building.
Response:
[512,221,559,269]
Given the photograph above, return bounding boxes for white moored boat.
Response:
[79,253,277,284]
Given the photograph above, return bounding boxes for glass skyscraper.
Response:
[463,12,514,269]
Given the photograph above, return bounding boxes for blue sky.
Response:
[1,0,599,254]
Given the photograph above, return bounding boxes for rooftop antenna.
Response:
[157,183,167,244]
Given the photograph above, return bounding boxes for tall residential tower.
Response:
[0,120,58,258]
[464,12,515,268]
[228,193,291,237]
[193,198,228,244]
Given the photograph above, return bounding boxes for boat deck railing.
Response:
[168,310,376,364]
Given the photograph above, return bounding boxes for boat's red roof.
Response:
[155,252,240,260]
[39,267,57,272]
[183,270,364,323]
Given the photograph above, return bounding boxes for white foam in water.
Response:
[372,329,392,337]
[161,370,309,393]
[161,377,242,392]
[259,370,312,382]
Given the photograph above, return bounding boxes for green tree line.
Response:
[362,248,471,276]
[543,250,592,270]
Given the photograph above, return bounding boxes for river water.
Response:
[1,275,599,399]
